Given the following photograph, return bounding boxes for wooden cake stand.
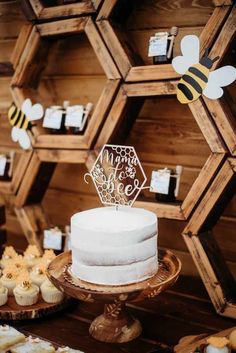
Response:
[47,250,181,343]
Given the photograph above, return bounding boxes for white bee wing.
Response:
[11,126,31,150]
[22,98,44,121]
[172,35,200,75]
[203,66,236,100]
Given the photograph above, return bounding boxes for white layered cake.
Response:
[71,206,158,285]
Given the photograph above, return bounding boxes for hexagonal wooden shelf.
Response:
[11,17,120,150]
[21,0,103,21]
[92,81,227,220]
[14,149,90,249]
[97,0,232,82]
[0,149,32,196]
[203,7,236,156]
[182,157,236,318]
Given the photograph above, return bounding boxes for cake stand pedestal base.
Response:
[89,303,142,343]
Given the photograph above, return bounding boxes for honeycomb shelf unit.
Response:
[14,149,90,249]
[21,0,103,21]
[11,17,121,150]
[96,0,232,82]
[93,81,227,220]
[0,149,32,196]
[183,158,236,319]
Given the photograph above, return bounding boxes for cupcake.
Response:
[0,246,18,269]
[24,245,41,268]
[40,278,64,304]
[42,249,56,267]
[0,265,18,296]
[30,262,47,287]
[0,282,8,306]
[10,255,27,275]
[13,273,39,306]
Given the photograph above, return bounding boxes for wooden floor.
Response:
[4,275,234,353]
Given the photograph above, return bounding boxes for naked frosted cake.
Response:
[70,206,158,285]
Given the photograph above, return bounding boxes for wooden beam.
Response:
[135,201,184,220]
[210,6,236,69]
[35,149,89,164]
[203,98,236,156]
[181,153,226,218]
[124,81,177,97]
[126,65,180,82]
[36,17,87,37]
[97,20,132,78]
[97,0,117,20]
[15,204,50,252]
[84,18,120,80]
[188,98,226,153]
[183,159,235,235]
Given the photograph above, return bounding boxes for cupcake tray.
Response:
[0,294,71,320]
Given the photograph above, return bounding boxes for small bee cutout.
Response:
[172,35,236,104]
[8,99,44,150]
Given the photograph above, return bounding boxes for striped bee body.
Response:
[177,63,210,104]
[8,103,30,130]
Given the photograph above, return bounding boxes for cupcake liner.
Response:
[13,286,39,306]
[0,288,8,306]
[1,281,16,296]
[14,292,39,306]
[41,289,64,304]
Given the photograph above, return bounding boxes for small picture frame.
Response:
[65,105,84,128]
[43,227,63,251]
[43,107,64,130]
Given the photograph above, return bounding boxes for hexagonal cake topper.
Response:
[85,144,147,206]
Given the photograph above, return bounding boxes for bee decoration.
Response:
[172,35,236,104]
[8,98,44,150]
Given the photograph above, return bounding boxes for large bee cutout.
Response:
[172,35,236,104]
[8,99,44,150]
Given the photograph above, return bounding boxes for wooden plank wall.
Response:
[0,0,236,280]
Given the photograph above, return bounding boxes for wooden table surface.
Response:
[3,276,235,353]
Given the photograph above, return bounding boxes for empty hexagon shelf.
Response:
[14,148,93,249]
[21,0,103,21]
[11,17,120,150]
[92,81,227,220]
[183,157,236,318]
[97,0,232,82]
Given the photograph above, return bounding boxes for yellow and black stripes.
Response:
[177,63,210,104]
[8,103,29,130]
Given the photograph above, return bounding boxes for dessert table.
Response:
[6,276,235,353]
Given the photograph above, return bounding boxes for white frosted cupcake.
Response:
[41,278,64,304]
[30,262,47,287]
[0,246,18,269]
[42,249,56,268]
[0,266,18,296]
[0,283,8,306]
[13,274,39,306]
[24,245,41,268]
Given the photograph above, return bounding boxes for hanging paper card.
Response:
[172,35,236,104]
[84,144,147,207]
[43,228,62,250]
[148,32,168,57]
[43,108,63,130]
[150,169,171,194]
[0,156,7,176]
[65,105,84,128]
